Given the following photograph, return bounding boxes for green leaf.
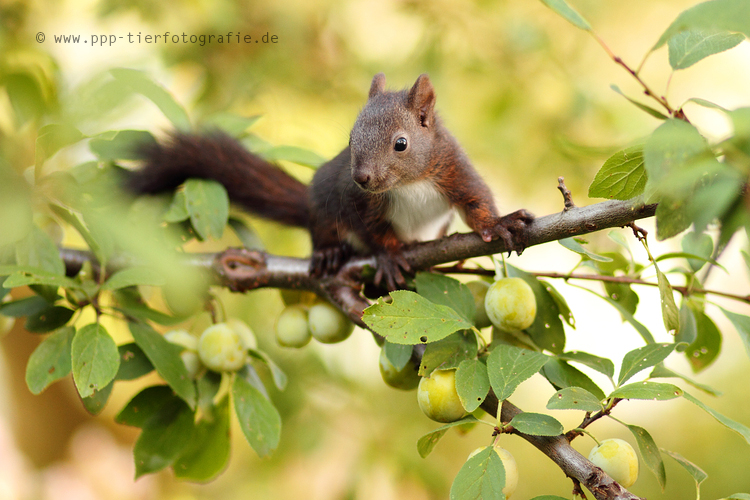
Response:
[419,331,478,376]
[558,351,615,379]
[546,387,603,412]
[656,267,680,334]
[626,424,666,490]
[384,341,413,371]
[134,397,195,478]
[115,342,154,381]
[668,29,745,70]
[0,172,33,247]
[655,252,724,273]
[3,270,78,289]
[184,179,230,241]
[232,375,281,457]
[449,446,506,500]
[363,290,473,345]
[649,363,721,396]
[0,295,50,317]
[81,380,114,415]
[721,308,750,361]
[558,237,613,262]
[610,85,669,120]
[35,123,85,175]
[685,310,722,372]
[49,204,107,265]
[25,326,75,394]
[173,396,231,482]
[163,189,190,223]
[487,344,549,401]
[643,119,712,203]
[416,416,480,458]
[652,0,750,51]
[541,358,605,400]
[722,494,750,500]
[116,385,176,428]
[508,412,564,436]
[201,112,262,137]
[247,348,288,391]
[506,265,565,353]
[542,281,575,328]
[102,267,165,291]
[539,0,592,30]
[109,68,191,130]
[228,217,264,249]
[684,391,750,444]
[611,381,683,400]
[455,359,490,413]
[15,226,66,275]
[89,130,157,160]
[71,323,120,398]
[262,145,326,168]
[416,272,476,324]
[618,343,676,385]
[661,448,707,486]
[588,146,647,200]
[681,231,715,272]
[129,323,196,408]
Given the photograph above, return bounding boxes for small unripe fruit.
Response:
[227,318,257,350]
[417,369,467,423]
[485,277,537,333]
[466,280,492,329]
[308,302,354,344]
[198,323,247,372]
[164,329,199,352]
[468,445,518,498]
[589,438,639,487]
[379,348,420,390]
[275,305,312,348]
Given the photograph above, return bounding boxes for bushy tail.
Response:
[128,132,310,228]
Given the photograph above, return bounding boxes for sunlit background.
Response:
[1,0,750,498]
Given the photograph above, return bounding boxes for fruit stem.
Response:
[574,427,601,446]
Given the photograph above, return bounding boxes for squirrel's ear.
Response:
[407,74,436,127]
[369,73,387,98]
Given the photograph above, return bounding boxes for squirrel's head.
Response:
[349,73,438,194]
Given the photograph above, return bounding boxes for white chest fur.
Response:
[386,180,454,242]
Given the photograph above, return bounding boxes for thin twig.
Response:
[558,176,576,211]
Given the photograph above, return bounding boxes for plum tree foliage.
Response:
[2,0,750,499]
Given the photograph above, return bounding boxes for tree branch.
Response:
[59,197,656,500]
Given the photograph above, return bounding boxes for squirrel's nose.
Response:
[352,171,370,188]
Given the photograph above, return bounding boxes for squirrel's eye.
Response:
[394,137,408,152]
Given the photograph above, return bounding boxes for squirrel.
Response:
[128,73,533,289]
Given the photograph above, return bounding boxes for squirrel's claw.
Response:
[374,250,412,291]
[482,209,534,256]
[310,243,352,277]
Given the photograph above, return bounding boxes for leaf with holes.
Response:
[611,381,683,400]
[547,387,603,412]
[25,326,75,394]
[618,343,675,385]
[363,290,472,345]
[455,359,490,413]
[487,344,549,401]
[71,323,120,398]
[627,424,666,490]
[416,272,475,324]
[509,412,564,436]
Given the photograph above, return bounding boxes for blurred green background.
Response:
[1,0,750,499]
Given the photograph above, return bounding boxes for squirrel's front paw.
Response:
[374,250,412,291]
[310,244,352,277]
[480,209,534,255]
